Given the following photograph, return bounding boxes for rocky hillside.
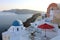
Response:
[23,13,41,27]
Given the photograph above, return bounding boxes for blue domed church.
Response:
[2,20,25,40]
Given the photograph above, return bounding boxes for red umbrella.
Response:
[38,23,54,37]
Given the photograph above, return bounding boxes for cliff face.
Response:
[23,13,41,27]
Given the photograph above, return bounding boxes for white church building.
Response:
[2,20,26,40]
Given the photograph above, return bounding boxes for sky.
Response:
[0,0,60,12]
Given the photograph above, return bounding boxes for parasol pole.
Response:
[45,29,46,37]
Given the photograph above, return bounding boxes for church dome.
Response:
[12,20,20,26]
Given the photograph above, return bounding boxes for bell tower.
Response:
[47,3,58,21]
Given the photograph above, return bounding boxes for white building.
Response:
[2,20,26,40]
[30,13,59,39]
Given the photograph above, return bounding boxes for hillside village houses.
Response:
[2,3,60,40]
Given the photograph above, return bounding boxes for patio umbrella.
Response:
[38,23,54,37]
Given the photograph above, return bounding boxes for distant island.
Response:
[2,9,42,14]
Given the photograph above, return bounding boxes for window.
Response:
[42,16,44,19]
[51,8,54,10]
[45,14,47,18]
[17,28,19,31]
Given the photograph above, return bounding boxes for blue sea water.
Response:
[17,14,33,22]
